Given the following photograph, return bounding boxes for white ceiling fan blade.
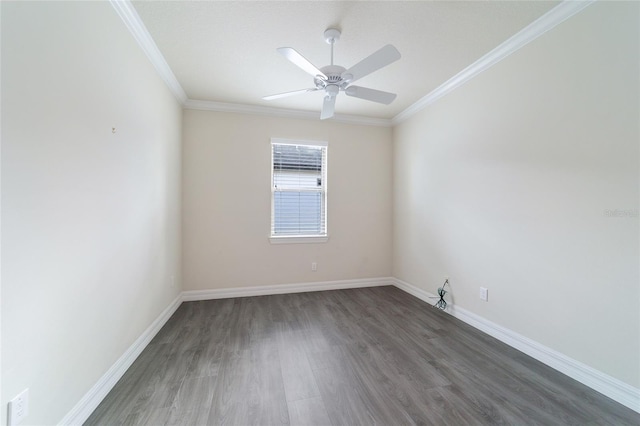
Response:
[345,85,397,105]
[263,88,317,101]
[277,47,327,79]
[342,44,401,83]
[320,96,336,120]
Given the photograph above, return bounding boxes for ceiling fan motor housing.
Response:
[315,65,348,91]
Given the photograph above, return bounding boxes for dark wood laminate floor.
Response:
[85,286,639,425]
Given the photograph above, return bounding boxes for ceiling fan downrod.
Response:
[324,28,341,66]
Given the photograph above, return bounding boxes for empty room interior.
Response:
[2,0,639,425]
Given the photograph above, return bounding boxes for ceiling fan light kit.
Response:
[263,28,401,120]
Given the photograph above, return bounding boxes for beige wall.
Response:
[1,2,182,424]
[182,110,392,290]
[2,1,637,424]
[393,1,639,388]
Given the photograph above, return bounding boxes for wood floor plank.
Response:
[327,291,452,392]
[426,384,500,425]
[429,357,558,425]
[207,342,289,425]
[205,349,251,425]
[313,364,386,426]
[431,334,597,424]
[287,397,332,426]
[85,287,640,426]
[277,326,322,402]
[121,407,170,426]
[340,342,430,425]
[172,376,216,412]
[185,331,227,379]
[164,407,210,426]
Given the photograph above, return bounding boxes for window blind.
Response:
[271,141,327,237]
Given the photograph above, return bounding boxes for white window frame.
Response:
[270,138,328,244]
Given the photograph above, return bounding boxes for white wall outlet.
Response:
[480,287,489,301]
[8,388,29,426]
[311,262,317,271]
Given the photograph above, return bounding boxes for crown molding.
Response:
[110,0,187,104]
[392,0,596,125]
[109,0,390,126]
[184,99,393,127]
[112,0,594,127]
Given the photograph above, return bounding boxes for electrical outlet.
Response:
[8,389,29,426]
[480,287,488,301]
[311,262,317,272]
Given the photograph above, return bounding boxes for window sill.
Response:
[269,235,329,245]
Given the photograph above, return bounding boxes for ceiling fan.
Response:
[263,28,401,120]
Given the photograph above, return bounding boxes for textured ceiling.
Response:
[132,1,559,119]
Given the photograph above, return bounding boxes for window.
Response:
[270,139,328,243]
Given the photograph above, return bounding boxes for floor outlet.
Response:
[480,287,488,301]
[8,389,29,426]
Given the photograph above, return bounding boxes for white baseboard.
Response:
[58,294,183,425]
[390,277,640,414]
[182,277,394,301]
[59,278,390,424]
[60,276,639,425]
[392,277,440,306]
